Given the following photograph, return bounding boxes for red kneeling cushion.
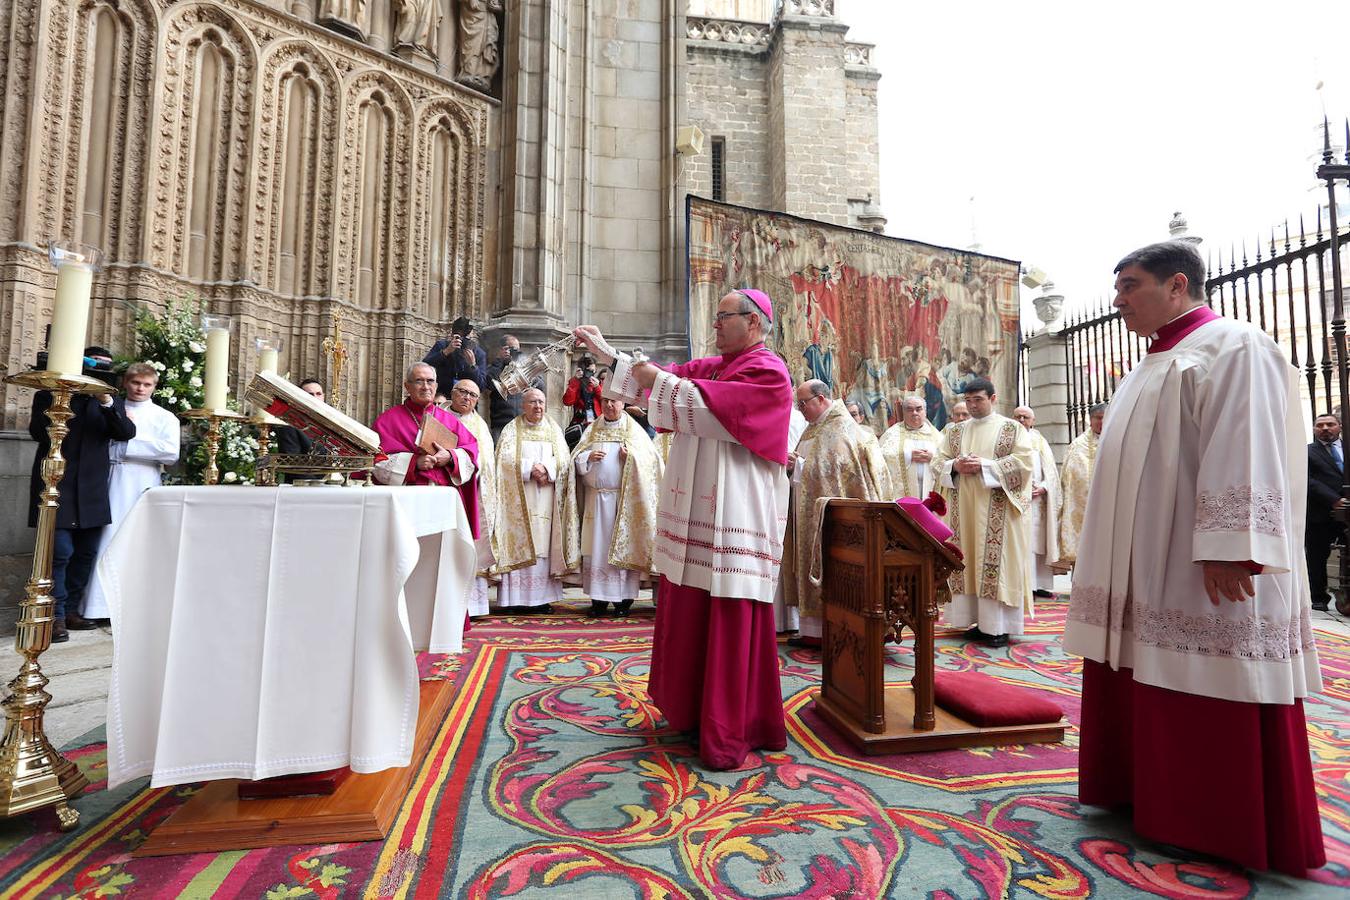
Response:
[932,671,1063,726]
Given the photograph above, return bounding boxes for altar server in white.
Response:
[1066,241,1324,877]
[84,362,181,620]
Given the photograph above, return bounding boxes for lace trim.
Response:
[1069,584,1315,660]
[1194,486,1284,537]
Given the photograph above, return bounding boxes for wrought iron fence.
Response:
[1052,122,1350,437]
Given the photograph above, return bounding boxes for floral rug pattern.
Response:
[0,600,1346,898]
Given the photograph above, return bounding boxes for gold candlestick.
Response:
[0,369,115,830]
[249,413,280,487]
[181,408,247,485]
[320,308,348,411]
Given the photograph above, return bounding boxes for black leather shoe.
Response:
[1032,589,1055,599]
[51,619,69,643]
[613,599,634,618]
[586,602,609,618]
[986,633,1010,648]
[963,625,990,640]
[64,612,97,630]
[1312,599,1331,612]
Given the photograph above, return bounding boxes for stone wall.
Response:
[684,0,882,230]
[0,0,495,432]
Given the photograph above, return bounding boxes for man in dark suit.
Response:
[28,347,136,641]
[1306,413,1345,612]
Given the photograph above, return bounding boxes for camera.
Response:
[34,345,119,387]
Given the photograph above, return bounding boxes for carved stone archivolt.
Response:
[0,0,493,428]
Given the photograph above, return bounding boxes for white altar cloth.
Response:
[98,486,476,789]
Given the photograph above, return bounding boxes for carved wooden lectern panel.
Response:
[818,500,962,736]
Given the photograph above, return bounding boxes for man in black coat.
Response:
[28,347,136,641]
[423,317,487,391]
[1306,412,1345,612]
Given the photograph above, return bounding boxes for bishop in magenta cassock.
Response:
[572,288,792,770]
[371,362,481,537]
[1066,241,1325,877]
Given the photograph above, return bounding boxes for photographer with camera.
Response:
[27,346,135,642]
[423,316,487,392]
[563,355,604,448]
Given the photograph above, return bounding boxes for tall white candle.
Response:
[45,242,103,376]
[204,326,230,411]
[258,347,279,375]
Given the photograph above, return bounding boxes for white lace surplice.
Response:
[1065,317,1321,704]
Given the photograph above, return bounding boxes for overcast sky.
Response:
[842,0,1350,325]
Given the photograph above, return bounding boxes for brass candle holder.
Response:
[180,408,247,485]
[249,412,281,487]
[0,369,116,830]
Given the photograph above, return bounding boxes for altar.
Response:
[97,486,476,791]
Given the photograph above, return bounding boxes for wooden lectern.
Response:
[811,500,1066,754]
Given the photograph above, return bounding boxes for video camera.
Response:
[35,331,119,387]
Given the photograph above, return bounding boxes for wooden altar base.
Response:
[813,685,1066,756]
[134,679,454,857]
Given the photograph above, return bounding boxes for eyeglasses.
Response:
[796,396,823,410]
[452,388,480,400]
[714,311,753,324]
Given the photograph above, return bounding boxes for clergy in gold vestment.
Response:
[1055,403,1103,571]
[934,378,1034,646]
[785,382,892,644]
[880,395,943,499]
[492,389,580,612]
[1013,406,1061,596]
[572,397,663,617]
[448,380,497,616]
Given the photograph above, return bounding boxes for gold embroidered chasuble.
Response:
[455,409,496,575]
[878,419,943,499]
[653,430,674,465]
[1056,428,1097,569]
[571,414,664,572]
[934,413,1035,611]
[492,416,580,576]
[785,399,892,618]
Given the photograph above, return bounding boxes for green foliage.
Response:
[131,296,258,485]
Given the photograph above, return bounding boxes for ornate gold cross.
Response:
[320,308,348,410]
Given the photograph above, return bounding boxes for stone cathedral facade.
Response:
[0,0,881,602]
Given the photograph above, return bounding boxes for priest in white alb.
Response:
[1055,402,1104,571]
[447,379,496,617]
[1066,241,1324,877]
[572,287,791,771]
[572,395,663,617]
[492,388,579,613]
[933,378,1035,647]
[785,380,891,646]
[880,395,943,499]
[83,362,181,621]
[1013,405,1061,597]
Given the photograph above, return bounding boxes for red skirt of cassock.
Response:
[1079,660,1326,877]
[647,577,787,770]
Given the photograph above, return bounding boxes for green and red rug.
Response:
[0,600,1345,898]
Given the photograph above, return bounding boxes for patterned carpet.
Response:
[0,600,1346,899]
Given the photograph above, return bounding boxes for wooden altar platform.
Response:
[134,680,453,857]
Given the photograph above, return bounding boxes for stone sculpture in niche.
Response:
[393,0,442,55]
[456,0,502,91]
[317,0,368,40]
